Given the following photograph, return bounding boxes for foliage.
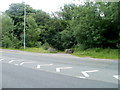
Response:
[73,48,118,59]
[1,2,119,52]
[69,2,119,49]
[25,16,40,47]
[1,13,17,48]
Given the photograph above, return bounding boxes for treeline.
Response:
[0,2,120,51]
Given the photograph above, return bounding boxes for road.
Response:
[0,49,119,88]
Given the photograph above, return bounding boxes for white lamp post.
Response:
[24,4,26,49]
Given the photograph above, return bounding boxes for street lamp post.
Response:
[24,4,26,49]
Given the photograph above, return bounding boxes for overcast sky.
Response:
[0,0,84,13]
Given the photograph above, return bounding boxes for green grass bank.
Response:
[73,48,118,60]
[0,47,118,60]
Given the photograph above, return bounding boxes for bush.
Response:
[42,42,50,50]
[2,36,12,48]
[74,44,88,51]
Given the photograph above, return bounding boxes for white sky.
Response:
[0,0,84,13]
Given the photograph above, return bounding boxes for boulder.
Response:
[48,47,57,52]
[65,49,74,54]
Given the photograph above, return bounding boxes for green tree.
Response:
[1,13,14,48]
[68,2,119,49]
[25,16,40,47]
[5,2,36,47]
[33,10,50,26]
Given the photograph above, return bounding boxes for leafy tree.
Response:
[25,16,40,47]
[2,13,13,35]
[95,2,119,48]
[1,13,15,48]
[33,10,50,26]
[5,3,36,47]
[2,2,119,50]
[67,2,119,49]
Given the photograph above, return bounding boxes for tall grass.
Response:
[0,47,49,53]
[1,47,118,59]
[73,48,118,59]
[20,47,50,53]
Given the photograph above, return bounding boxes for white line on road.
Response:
[56,67,72,72]
[77,70,99,79]
[15,64,18,65]
[20,62,25,65]
[0,59,4,61]
[76,76,86,79]
[9,60,14,63]
[113,75,120,80]
[19,62,33,65]
[81,70,99,77]
[36,64,53,69]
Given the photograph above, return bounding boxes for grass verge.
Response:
[20,48,50,53]
[1,47,50,53]
[0,47,118,60]
[72,48,118,60]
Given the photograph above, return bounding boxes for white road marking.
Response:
[56,67,72,72]
[19,62,33,65]
[76,76,86,79]
[0,59,4,61]
[113,75,120,80]
[20,62,24,65]
[36,64,53,69]
[9,60,14,63]
[81,70,99,77]
[15,64,19,66]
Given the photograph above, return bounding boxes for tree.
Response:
[33,10,50,26]
[2,2,119,50]
[1,13,14,48]
[5,2,36,47]
[25,16,40,47]
[67,2,119,49]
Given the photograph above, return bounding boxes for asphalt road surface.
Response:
[0,49,119,88]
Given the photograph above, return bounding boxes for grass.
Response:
[20,47,50,53]
[0,47,118,60]
[72,48,118,60]
[1,47,50,53]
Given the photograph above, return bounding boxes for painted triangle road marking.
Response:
[56,67,72,72]
[0,59,4,61]
[77,70,99,79]
[36,64,53,69]
[81,70,99,77]
[113,75,120,80]
[19,62,33,65]
[9,60,14,63]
